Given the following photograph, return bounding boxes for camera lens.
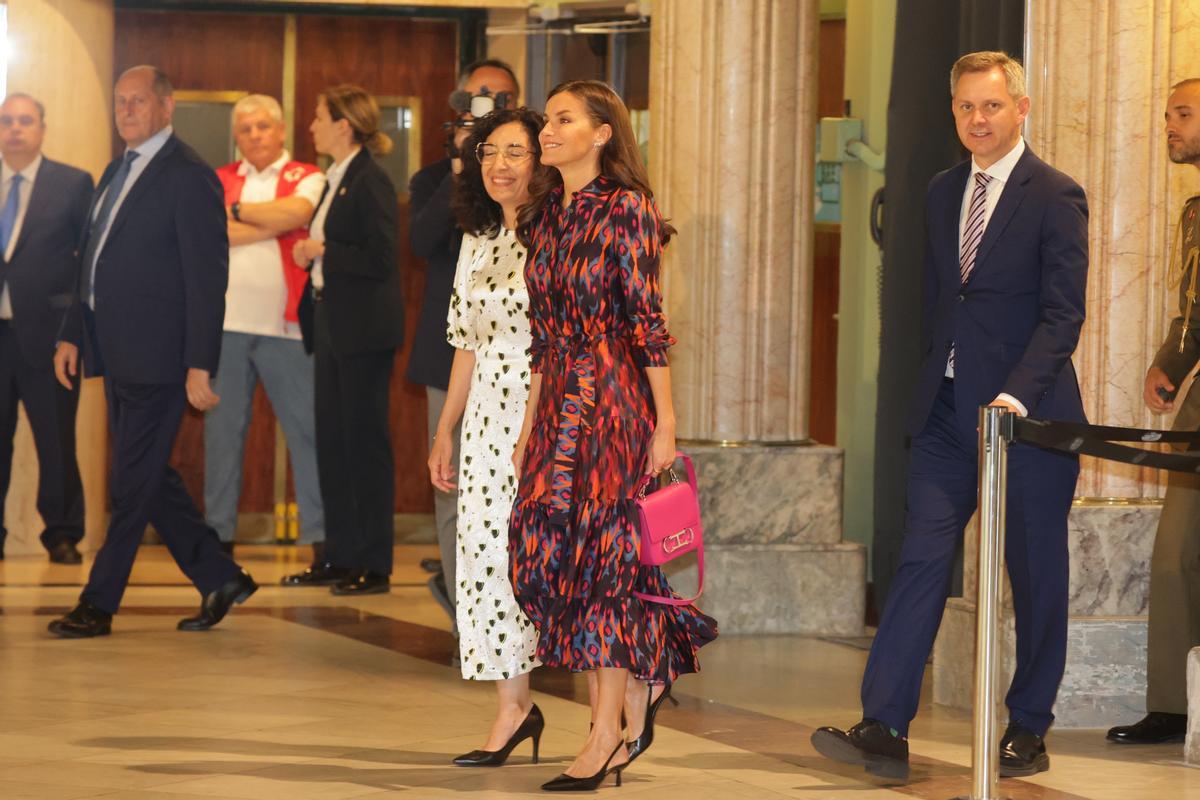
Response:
[470,95,496,118]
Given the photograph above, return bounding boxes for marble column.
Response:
[933,0,1200,725]
[647,0,865,634]
[3,0,113,554]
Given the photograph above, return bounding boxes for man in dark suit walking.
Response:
[0,93,92,564]
[812,51,1088,780]
[47,65,256,638]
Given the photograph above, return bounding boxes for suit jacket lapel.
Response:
[943,162,970,282]
[8,161,52,260]
[101,134,179,248]
[969,148,1035,278]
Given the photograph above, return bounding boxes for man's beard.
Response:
[1169,135,1200,165]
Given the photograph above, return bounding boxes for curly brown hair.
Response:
[451,108,550,238]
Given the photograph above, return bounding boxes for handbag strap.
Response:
[633,544,704,606]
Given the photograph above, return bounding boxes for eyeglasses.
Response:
[475,143,532,163]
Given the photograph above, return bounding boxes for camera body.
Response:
[443,86,515,158]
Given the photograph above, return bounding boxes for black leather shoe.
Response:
[420,557,442,573]
[626,684,671,765]
[281,561,351,587]
[454,704,544,766]
[1106,712,1186,744]
[178,569,258,631]
[999,723,1049,777]
[48,602,112,638]
[541,742,626,791]
[331,571,390,596]
[811,719,909,780]
[47,540,83,564]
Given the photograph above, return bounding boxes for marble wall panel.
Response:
[1188,648,1200,763]
[1026,0,1200,499]
[686,443,842,545]
[649,0,819,441]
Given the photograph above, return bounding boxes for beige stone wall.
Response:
[1026,0,1200,499]
[649,0,819,442]
[4,0,112,553]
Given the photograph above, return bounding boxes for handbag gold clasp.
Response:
[662,527,694,554]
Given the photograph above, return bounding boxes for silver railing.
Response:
[954,405,1010,800]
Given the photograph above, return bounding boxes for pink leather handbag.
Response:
[632,452,704,606]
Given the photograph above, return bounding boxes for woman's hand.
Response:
[512,432,530,474]
[292,238,324,268]
[645,418,677,476]
[428,433,457,492]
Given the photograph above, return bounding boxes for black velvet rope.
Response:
[1009,417,1200,474]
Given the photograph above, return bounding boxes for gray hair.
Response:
[2,92,46,123]
[232,94,284,129]
[950,51,1027,99]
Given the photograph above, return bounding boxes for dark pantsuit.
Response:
[0,320,84,549]
[862,380,1078,737]
[314,300,395,577]
[81,378,237,614]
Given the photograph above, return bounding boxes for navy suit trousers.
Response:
[861,379,1078,737]
[81,377,237,613]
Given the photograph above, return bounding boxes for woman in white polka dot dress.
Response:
[428,107,552,768]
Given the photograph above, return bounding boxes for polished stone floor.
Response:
[0,544,1196,799]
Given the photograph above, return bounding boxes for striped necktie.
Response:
[948,171,994,372]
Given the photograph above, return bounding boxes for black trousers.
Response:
[0,320,84,551]
[313,301,396,576]
[81,378,237,613]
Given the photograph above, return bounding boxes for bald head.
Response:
[1166,79,1200,167]
[114,66,175,148]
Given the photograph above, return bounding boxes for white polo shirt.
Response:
[225,151,325,339]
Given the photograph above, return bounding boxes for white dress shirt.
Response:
[225,151,326,339]
[308,146,360,290]
[0,154,42,319]
[946,136,1028,416]
[87,125,174,307]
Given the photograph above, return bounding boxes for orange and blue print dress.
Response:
[508,176,717,684]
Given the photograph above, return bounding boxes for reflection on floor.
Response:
[0,544,1195,799]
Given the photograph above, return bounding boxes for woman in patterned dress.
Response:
[510,81,718,791]
[428,108,553,767]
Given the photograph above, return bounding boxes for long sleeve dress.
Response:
[447,228,540,680]
[508,176,717,684]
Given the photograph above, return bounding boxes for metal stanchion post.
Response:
[953,406,1009,800]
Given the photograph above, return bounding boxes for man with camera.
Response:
[405,59,520,629]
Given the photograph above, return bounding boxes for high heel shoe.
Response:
[541,741,627,792]
[625,684,671,765]
[453,703,545,767]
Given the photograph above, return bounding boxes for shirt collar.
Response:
[327,146,361,181]
[238,150,290,178]
[1,153,42,185]
[127,125,173,163]
[971,136,1025,184]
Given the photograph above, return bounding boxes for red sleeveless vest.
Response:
[217,159,321,324]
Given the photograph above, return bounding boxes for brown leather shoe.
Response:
[48,602,112,638]
[48,540,83,564]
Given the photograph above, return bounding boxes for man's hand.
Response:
[186,368,220,411]
[988,397,1022,415]
[54,342,79,390]
[1144,366,1176,413]
[450,124,471,175]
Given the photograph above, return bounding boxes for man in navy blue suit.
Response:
[47,65,257,638]
[0,93,93,564]
[813,51,1088,780]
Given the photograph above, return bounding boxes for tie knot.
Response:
[124,151,140,165]
[10,174,22,186]
[974,171,993,188]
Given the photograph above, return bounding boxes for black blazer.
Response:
[404,158,460,389]
[0,157,93,368]
[60,134,228,384]
[907,146,1089,440]
[298,148,404,356]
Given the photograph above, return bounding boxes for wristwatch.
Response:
[231,201,242,221]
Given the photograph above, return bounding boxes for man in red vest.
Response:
[209,94,326,558]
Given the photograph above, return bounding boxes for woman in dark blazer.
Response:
[283,84,404,594]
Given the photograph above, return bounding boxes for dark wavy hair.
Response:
[518,80,675,247]
[451,107,549,238]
